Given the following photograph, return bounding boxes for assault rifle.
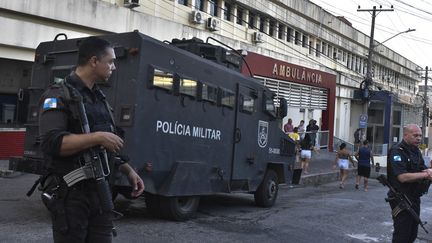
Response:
[61,82,114,213]
[377,174,428,234]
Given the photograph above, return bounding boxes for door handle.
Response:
[234,128,241,143]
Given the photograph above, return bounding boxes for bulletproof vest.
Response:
[387,142,430,198]
[43,79,115,175]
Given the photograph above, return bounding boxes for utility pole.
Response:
[357,5,393,142]
[422,67,429,144]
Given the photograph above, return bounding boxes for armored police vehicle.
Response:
[10,31,295,220]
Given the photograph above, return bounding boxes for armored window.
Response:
[219,88,235,108]
[200,83,217,103]
[240,94,255,114]
[179,77,197,98]
[51,66,75,84]
[263,92,276,118]
[151,68,174,91]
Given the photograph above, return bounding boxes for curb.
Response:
[0,169,23,178]
[297,169,384,186]
[300,169,357,186]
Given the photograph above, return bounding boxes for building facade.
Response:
[0,0,423,155]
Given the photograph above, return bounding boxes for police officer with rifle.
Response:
[38,36,144,242]
[386,124,432,243]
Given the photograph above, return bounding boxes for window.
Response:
[241,94,255,113]
[259,17,265,32]
[151,68,174,91]
[269,20,276,36]
[200,83,218,103]
[194,0,204,11]
[219,88,235,108]
[309,41,313,55]
[302,35,308,48]
[223,2,232,21]
[278,25,284,39]
[209,0,218,16]
[315,43,320,57]
[236,8,244,25]
[179,77,197,97]
[294,31,300,45]
[263,92,276,117]
[287,28,292,42]
[177,0,188,6]
[248,12,255,28]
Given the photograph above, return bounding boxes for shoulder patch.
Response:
[43,98,58,110]
[393,155,402,162]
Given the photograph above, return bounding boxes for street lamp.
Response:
[362,28,416,99]
[373,28,416,49]
[360,27,416,147]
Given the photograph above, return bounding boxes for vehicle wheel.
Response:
[159,196,200,221]
[145,193,162,217]
[254,169,279,207]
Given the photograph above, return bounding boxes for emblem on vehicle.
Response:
[258,120,269,148]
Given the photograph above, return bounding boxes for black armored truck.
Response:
[10,31,296,220]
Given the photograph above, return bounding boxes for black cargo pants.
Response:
[389,198,420,243]
[44,179,113,243]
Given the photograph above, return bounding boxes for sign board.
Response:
[359,114,368,129]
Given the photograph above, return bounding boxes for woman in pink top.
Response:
[284,118,294,133]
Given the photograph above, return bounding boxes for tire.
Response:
[145,193,162,217]
[159,196,200,221]
[254,169,279,207]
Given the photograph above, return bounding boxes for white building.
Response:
[0,0,423,154]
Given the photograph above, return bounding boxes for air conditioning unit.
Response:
[253,31,264,43]
[190,10,203,24]
[124,0,140,8]
[206,17,220,31]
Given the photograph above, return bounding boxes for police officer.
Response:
[387,124,432,243]
[39,36,144,242]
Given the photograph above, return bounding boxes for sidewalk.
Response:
[295,149,384,186]
[297,149,342,186]
[0,159,21,177]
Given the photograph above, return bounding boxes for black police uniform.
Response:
[39,72,125,243]
[387,140,429,243]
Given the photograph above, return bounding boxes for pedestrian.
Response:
[306,119,319,148]
[300,134,313,174]
[288,127,300,142]
[333,143,354,189]
[297,120,305,139]
[387,124,432,243]
[283,118,294,133]
[354,128,363,151]
[354,140,374,191]
[289,127,301,164]
[38,36,145,242]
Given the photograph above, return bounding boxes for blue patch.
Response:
[393,155,402,162]
[43,98,57,110]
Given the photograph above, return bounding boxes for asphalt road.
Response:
[2,173,432,243]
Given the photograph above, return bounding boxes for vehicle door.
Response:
[231,84,266,181]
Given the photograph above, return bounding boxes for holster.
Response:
[40,174,69,233]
